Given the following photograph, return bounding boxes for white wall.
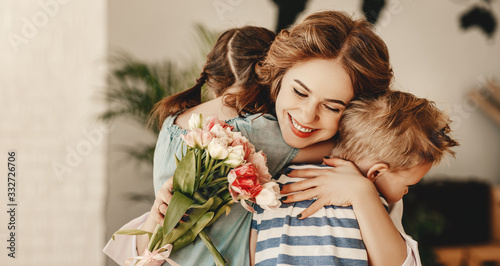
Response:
[374,0,500,182]
[0,0,107,265]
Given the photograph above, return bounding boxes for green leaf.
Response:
[175,154,180,166]
[163,197,214,245]
[199,230,228,266]
[208,196,224,212]
[191,212,214,235]
[112,229,152,240]
[171,231,196,253]
[171,211,215,253]
[173,150,197,196]
[147,224,164,252]
[206,205,231,227]
[162,192,194,237]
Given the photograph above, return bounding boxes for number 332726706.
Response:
[7,152,16,202]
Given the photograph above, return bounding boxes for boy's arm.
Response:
[249,229,257,266]
[389,200,422,266]
[351,188,407,266]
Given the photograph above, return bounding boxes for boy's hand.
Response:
[280,157,376,219]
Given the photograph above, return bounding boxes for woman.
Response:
[105,11,414,266]
[255,11,411,266]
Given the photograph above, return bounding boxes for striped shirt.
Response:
[252,165,388,266]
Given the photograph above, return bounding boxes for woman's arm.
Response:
[291,140,335,164]
[280,158,407,266]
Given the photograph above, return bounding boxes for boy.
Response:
[251,90,459,265]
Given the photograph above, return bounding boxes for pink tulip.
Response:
[247,151,272,183]
[255,182,281,210]
[224,145,246,167]
[227,163,263,199]
[181,129,213,149]
[231,137,255,160]
[207,138,229,159]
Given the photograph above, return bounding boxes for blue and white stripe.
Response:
[252,164,388,266]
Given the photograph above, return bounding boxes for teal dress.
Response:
[153,113,298,266]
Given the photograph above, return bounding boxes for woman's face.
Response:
[275,59,354,149]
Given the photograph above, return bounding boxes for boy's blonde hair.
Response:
[330,91,459,170]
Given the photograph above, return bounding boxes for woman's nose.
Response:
[299,102,319,124]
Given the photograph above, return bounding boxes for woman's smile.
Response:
[289,113,316,136]
[275,58,354,149]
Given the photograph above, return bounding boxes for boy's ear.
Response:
[366,163,389,182]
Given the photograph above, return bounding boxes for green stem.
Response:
[195,149,202,190]
[201,157,216,186]
[193,191,208,204]
[199,230,228,266]
[210,177,228,184]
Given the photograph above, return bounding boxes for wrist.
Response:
[351,178,379,207]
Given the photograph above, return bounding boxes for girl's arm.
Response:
[249,229,257,266]
[137,178,173,254]
[280,158,407,266]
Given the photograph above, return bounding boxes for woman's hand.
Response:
[280,157,376,219]
[150,178,174,225]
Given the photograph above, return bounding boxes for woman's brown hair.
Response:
[258,10,393,101]
[150,26,276,129]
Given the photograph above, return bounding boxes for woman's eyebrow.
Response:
[293,79,347,106]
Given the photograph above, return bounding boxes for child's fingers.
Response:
[151,208,164,225]
[297,200,324,219]
[157,178,173,203]
[157,202,168,215]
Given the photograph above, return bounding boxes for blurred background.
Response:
[1,0,500,265]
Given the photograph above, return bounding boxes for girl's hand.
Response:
[150,178,173,225]
[280,157,376,219]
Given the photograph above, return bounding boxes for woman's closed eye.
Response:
[292,88,307,98]
[324,104,340,113]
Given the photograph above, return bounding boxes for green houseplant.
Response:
[99,25,218,166]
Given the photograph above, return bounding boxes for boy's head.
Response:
[330,90,459,203]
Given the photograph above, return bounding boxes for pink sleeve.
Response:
[388,200,422,266]
[103,212,149,265]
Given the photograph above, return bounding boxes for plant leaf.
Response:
[170,211,215,253]
[162,192,194,237]
[199,230,228,266]
[112,229,152,240]
[147,224,164,252]
[173,150,197,196]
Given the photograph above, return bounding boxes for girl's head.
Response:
[258,11,393,148]
[204,26,276,97]
[151,26,276,129]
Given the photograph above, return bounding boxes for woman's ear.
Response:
[366,163,389,182]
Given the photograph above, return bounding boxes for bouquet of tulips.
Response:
[114,114,281,266]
